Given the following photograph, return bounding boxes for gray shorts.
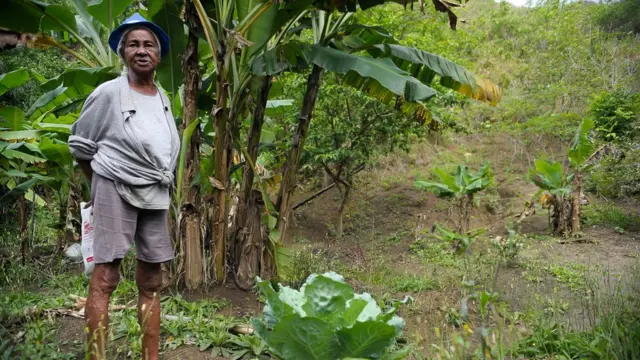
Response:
[91,173,174,264]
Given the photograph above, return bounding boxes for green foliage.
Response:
[598,0,640,34]
[582,202,640,232]
[416,163,493,199]
[510,311,640,359]
[0,47,68,112]
[368,44,502,105]
[283,247,336,289]
[433,223,486,254]
[1,319,76,359]
[547,263,587,292]
[0,69,31,97]
[589,90,640,142]
[253,272,410,359]
[409,240,461,268]
[528,159,572,197]
[517,113,582,141]
[306,83,422,174]
[568,118,595,168]
[585,147,640,198]
[490,229,524,263]
[309,46,437,103]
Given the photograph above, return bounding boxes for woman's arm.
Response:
[69,87,110,177]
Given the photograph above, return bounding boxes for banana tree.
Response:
[0,72,49,208]
[170,0,205,289]
[0,104,52,262]
[273,7,503,244]
[529,118,595,236]
[193,0,429,284]
[567,118,595,233]
[529,159,574,235]
[416,163,493,232]
[192,0,315,282]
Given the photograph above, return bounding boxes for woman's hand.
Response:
[78,159,94,181]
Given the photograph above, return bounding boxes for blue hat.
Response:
[108,13,170,58]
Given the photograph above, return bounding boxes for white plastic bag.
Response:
[80,202,95,276]
[64,243,83,262]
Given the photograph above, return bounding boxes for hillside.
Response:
[0,0,639,358]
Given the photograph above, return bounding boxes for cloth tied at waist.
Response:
[160,170,174,188]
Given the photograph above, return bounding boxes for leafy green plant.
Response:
[304,83,423,238]
[1,319,75,359]
[416,163,493,233]
[490,229,524,264]
[226,334,270,359]
[433,223,486,254]
[283,246,335,289]
[547,263,587,291]
[252,272,411,360]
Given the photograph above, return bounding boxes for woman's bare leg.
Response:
[136,260,163,360]
[86,261,121,360]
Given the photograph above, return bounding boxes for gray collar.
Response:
[118,75,170,114]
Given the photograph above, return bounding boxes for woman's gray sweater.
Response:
[69,76,180,209]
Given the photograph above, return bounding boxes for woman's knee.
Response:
[136,261,162,296]
[89,263,121,295]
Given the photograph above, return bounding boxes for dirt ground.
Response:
[52,134,640,358]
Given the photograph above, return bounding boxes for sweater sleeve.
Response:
[68,88,109,161]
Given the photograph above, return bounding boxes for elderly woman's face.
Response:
[123,29,159,75]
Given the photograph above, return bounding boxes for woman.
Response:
[68,13,179,360]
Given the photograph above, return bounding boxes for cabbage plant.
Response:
[252,272,411,360]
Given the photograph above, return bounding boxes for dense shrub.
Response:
[589,90,640,142]
[585,147,640,198]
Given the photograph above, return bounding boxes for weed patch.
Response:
[547,263,588,291]
[582,202,640,232]
[410,240,463,269]
[389,275,439,293]
[1,319,77,359]
[511,311,640,359]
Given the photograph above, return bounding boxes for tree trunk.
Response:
[456,197,465,233]
[180,10,204,290]
[19,197,28,264]
[323,169,333,188]
[232,76,271,268]
[234,190,274,288]
[275,65,323,244]
[571,172,582,234]
[464,194,473,233]
[336,184,351,239]
[56,193,67,253]
[59,181,82,253]
[211,47,230,283]
[553,195,572,236]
